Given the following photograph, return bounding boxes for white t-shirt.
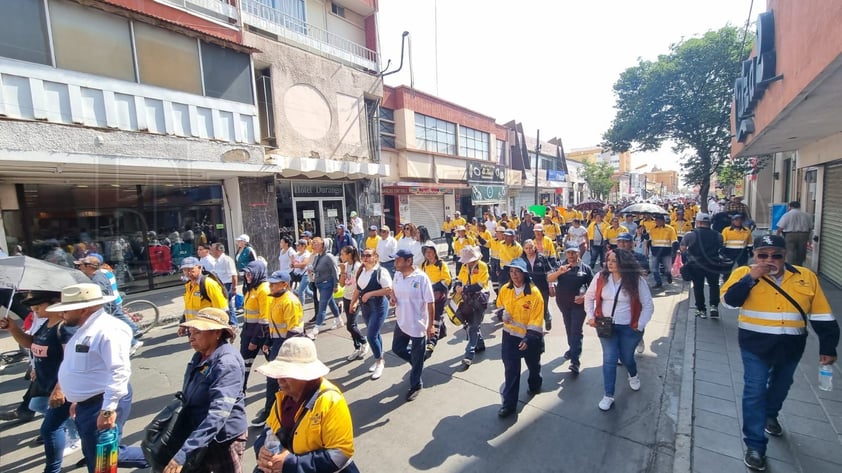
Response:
[393,268,435,337]
[567,226,588,245]
[213,253,236,284]
[485,220,497,234]
[356,266,393,290]
[397,238,422,263]
[278,247,294,272]
[292,250,310,275]
[350,216,365,235]
[377,236,398,262]
[342,261,361,299]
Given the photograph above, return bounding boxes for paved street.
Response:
[2,274,841,472]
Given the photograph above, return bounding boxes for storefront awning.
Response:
[266,155,389,179]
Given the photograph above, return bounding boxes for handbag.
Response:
[595,282,622,338]
[141,392,207,473]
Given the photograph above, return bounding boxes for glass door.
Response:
[320,199,345,240]
[295,200,320,238]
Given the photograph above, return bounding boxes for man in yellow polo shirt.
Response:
[179,257,228,335]
[365,225,381,250]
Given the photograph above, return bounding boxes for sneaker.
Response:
[636,341,645,354]
[347,347,363,361]
[569,362,580,375]
[764,417,783,437]
[249,409,267,428]
[598,396,615,411]
[331,318,345,330]
[695,309,707,319]
[462,358,473,367]
[628,375,641,391]
[63,439,81,457]
[709,308,720,319]
[370,360,385,380]
[743,448,767,471]
[406,386,421,401]
[526,386,541,396]
[666,274,673,284]
[306,326,320,339]
[0,410,35,422]
[497,406,516,418]
[129,340,144,357]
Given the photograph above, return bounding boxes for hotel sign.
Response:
[466,162,505,184]
[734,11,779,143]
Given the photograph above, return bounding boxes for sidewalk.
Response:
[685,277,842,472]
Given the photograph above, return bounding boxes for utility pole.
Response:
[533,129,541,205]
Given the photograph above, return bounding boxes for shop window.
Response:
[201,42,253,104]
[49,0,135,82]
[134,22,202,95]
[0,0,51,65]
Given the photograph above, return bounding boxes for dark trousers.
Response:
[784,232,810,266]
[223,282,237,326]
[691,267,720,311]
[343,298,367,349]
[500,332,542,409]
[590,244,605,269]
[239,324,267,392]
[721,248,747,280]
[557,301,586,363]
[391,325,426,389]
[445,233,454,257]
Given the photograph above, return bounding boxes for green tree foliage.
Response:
[580,159,615,200]
[602,26,754,211]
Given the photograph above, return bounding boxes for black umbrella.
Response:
[575,199,604,211]
[0,256,90,291]
[620,203,670,215]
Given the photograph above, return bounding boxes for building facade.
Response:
[731,1,842,284]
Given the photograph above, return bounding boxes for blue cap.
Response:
[617,232,634,241]
[391,249,414,260]
[88,253,104,263]
[503,229,516,236]
[336,224,346,230]
[731,213,744,220]
[563,244,580,252]
[268,271,291,283]
[505,259,528,273]
[302,231,313,237]
[180,256,200,269]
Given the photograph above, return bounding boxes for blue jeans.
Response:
[650,253,673,285]
[224,282,238,326]
[362,298,389,359]
[30,397,75,473]
[315,280,341,326]
[353,233,364,249]
[464,319,485,360]
[295,273,312,303]
[501,332,542,409]
[74,385,148,472]
[590,244,605,269]
[741,349,800,454]
[380,260,395,277]
[391,325,426,389]
[599,324,644,396]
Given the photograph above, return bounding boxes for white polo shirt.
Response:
[213,253,236,284]
[376,236,398,263]
[392,267,434,338]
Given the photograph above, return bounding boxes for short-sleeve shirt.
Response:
[31,321,75,394]
[393,268,435,337]
[357,266,393,289]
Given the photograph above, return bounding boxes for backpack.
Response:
[198,270,229,302]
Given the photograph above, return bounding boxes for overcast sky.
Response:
[377,0,763,173]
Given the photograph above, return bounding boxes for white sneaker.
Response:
[63,439,81,457]
[129,340,144,357]
[636,341,645,354]
[629,375,641,391]
[347,346,363,361]
[598,396,615,411]
[307,326,320,339]
[360,343,370,359]
[370,360,385,379]
[331,318,345,330]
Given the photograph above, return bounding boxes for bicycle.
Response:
[123,299,160,335]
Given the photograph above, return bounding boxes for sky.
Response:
[377,0,763,175]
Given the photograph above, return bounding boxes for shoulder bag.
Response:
[595,281,622,338]
[141,392,207,473]
[760,276,808,328]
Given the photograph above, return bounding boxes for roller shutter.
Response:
[410,195,445,237]
[820,163,842,287]
[513,191,537,216]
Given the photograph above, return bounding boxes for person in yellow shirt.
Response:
[455,246,490,367]
[497,229,524,287]
[509,214,521,231]
[364,225,381,250]
[532,224,558,260]
[495,258,544,418]
[603,216,629,250]
[671,213,693,243]
[442,215,454,259]
[452,225,476,275]
[542,216,562,244]
[476,223,493,262]
[641,216,658,234]
[255,337,358,472]
[421,243,452,358]
[180,257,228,328]
[451,212,467,229]
[587,213,609,269]
[648,215,678,288]
[240,260,271,392]
[721,213,753,280]
[252,270,305,427]
[481,227,506,290]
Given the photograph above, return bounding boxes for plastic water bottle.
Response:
[579,284,588,295]
[819,364,833,391]
[94,428,119,473]
[264,429,282,454]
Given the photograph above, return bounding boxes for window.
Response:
[459,126,490,160]
[496,139,506,164]
[331,2,346,17]
[379,107,396,149]
[0,0,51,65]
[49,0,135,82]
[415,113,456,155]
[134,23,202,95]
[200,42,253,104]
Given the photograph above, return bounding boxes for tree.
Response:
[602,26,755,211]
[580,159,615,200]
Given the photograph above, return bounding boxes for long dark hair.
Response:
[600,248,642,302]
[416,225,431,243]
[341,245,360,264]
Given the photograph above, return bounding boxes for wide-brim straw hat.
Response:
[46,284,117,312]
[179,308,235,338]
[256,337,330,381]
[459,246,482,264]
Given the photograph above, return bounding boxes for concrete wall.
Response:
[799,132,842,167]
[237,176,281,268]
[246,32,382,163]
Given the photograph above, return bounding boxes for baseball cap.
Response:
[695,213,711,222]
[180,256,201,269]
[392,249,414,260]
[296,239,308,246]
[336,224,346,230]
[503,229,516,236]
[369,225,378,231]
[236,234,250,243]
[533,224,544,232]
[302,231,313,237]
[731,213,744,220]
[505,259,528,273]
[268,271,291,283]
[753,234,786,250]
[380,225,391,232]
[563,244,580,253]
[617,232,633,241]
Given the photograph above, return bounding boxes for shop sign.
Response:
[735,11,779,143]
[471,185,506,205]
[293,183,344,198]
[382,186,452,195]
[466,162,505,184]
[547,170,567,182]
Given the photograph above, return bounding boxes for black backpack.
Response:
[198,270,229,301]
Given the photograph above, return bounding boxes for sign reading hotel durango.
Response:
[734,11,780,143]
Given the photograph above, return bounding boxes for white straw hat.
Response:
[256,337,329,381]
[46,283,117,312]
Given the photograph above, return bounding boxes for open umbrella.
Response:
[620,203,670,215]
[0,256,90,291]
[575,199,604,211]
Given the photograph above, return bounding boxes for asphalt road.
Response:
[0,281,690,473]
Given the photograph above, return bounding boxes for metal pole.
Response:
[533,129,540,205]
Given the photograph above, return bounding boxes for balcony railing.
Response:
[241,0,378,72]
[155,0,240,26]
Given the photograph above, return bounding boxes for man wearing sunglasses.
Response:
[722,234,839,471]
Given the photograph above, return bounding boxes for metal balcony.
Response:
[155,0,240,26]
[241,0,378,72]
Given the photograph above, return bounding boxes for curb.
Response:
[673,295,696,471]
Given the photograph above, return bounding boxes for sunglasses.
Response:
[755,253,784,260]
[362,254,374,258]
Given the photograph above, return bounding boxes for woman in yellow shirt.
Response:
[421,244,452,359]
[455,246,490,367]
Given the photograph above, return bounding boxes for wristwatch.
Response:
[101,410,115,418]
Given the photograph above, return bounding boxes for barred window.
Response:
[459,126,490,160]
[415,113,456,155]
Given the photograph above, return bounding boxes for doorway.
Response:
[293,198,345,240]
